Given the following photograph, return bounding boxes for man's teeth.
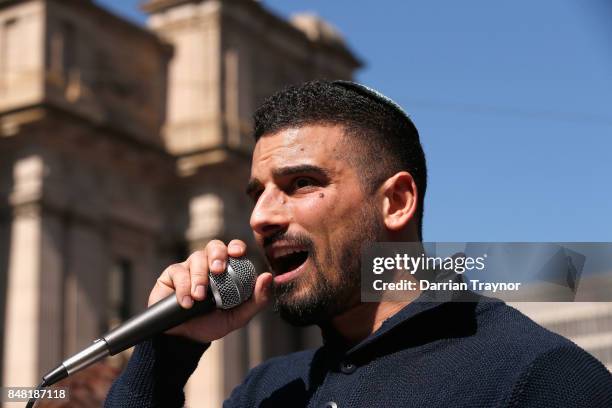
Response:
[275,248,305,258]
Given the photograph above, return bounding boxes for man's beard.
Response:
[272,204,385,326]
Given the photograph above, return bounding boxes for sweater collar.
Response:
[320,289,453,354]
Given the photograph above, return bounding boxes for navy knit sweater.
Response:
[105,293,612,407]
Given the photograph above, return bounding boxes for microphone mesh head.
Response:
[208,257,257,309]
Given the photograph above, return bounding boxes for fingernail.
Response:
[212,260,224,272]
[195,285,205,298]
[229,244,241,252]
[182,296,193,308]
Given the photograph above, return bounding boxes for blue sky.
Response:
[98,0,612,242]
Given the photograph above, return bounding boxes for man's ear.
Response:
[380,172,418,231]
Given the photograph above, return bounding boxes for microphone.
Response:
[41,257,256,387]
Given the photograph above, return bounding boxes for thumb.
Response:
[228,272,273,327]
[252,272,274,308]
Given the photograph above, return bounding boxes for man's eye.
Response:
[250,190,263,203]
[293,177,316,189]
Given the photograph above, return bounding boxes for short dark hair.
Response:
[252,80,427,239]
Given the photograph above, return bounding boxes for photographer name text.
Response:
[372,279,522,293]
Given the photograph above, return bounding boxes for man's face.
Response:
[247,124,385,325]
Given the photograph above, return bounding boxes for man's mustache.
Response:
[263,231,314,251]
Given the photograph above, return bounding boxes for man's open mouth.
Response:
[268,248,310,276]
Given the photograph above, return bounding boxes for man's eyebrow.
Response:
[245,164,331,197]
[272,164,331,179]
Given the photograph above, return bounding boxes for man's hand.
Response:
[148,239,273,343]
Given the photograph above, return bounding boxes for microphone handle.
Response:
[104,289,216,355]
[42,290,216,386]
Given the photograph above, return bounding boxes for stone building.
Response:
[0,0,360,405]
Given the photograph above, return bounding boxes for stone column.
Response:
[2,198,41,389]
[2,155,64,391]
[184,192,226,406]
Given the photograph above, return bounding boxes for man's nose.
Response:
[250,188,290,237]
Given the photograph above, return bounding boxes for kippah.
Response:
[331,80,415,126]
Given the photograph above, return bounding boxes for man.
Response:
[105,81,612,407]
